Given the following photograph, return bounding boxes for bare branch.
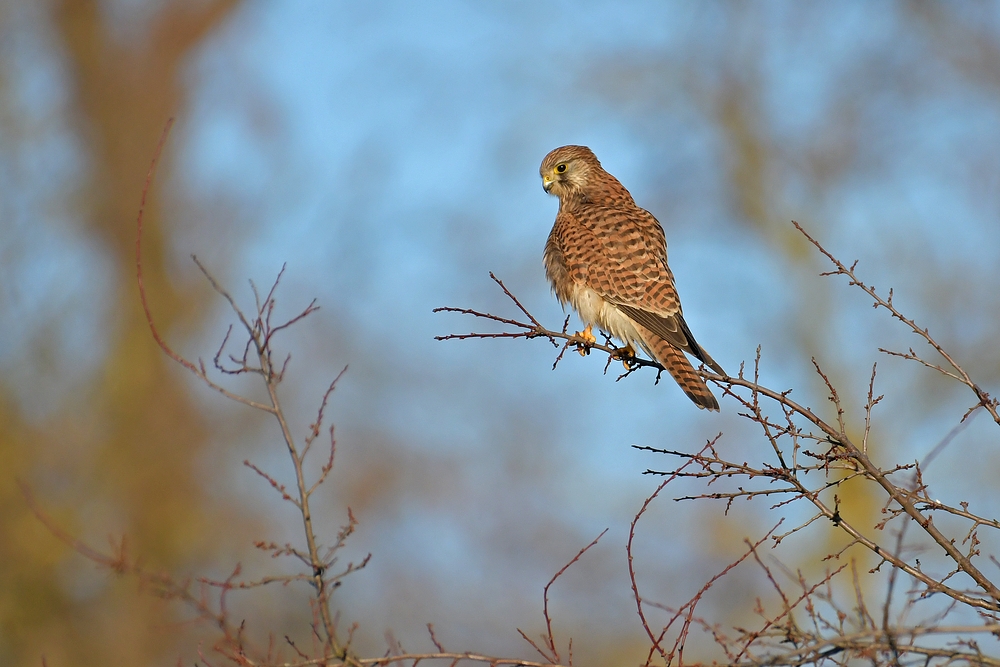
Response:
[793,220,1000,427]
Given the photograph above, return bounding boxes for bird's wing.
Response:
[563,204,725,375]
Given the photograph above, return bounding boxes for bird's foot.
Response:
[574,324,596,356]
[612,343,638,370]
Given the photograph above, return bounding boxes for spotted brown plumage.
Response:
[540,145,725,410]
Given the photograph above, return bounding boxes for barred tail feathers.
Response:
[637,324,720,411]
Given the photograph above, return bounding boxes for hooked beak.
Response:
[542,175,554,193]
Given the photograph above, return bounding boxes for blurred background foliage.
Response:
[1,1,999,665]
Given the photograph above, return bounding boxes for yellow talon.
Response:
[610,343,637,369]
[575,324,596,356]
[614,343,637,370]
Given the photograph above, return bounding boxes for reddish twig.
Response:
[518,528,608,665]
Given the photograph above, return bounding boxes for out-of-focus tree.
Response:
[0,2,242,665]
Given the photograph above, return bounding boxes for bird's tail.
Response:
[639,326,720,411]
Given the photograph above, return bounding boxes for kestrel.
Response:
[540,145,725,410]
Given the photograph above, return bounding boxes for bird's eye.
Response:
[555,163,567,173]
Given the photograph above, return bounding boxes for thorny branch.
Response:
[791,220,999,428]
[132,119,363,664]
[436,219,1000,665]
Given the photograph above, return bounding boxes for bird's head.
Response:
[539,145,601,198]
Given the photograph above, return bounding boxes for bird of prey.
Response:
[540,145,725,410]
